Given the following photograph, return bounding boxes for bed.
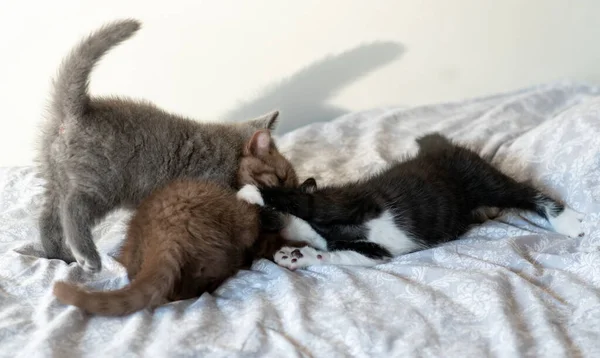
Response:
[1,82,599,357]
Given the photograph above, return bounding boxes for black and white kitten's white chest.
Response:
[286,207,422,257]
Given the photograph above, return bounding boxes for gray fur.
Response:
[37,19,279,272]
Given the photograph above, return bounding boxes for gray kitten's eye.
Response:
[257,173,277,187]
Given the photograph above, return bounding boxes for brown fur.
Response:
[53,132,301,316]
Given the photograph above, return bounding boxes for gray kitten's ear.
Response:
[247,110,280,130]
[244,129,272,157]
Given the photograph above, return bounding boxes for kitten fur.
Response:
[38,19,292,273]
[52,135,306,316]
[241,133,585,270]
[53,180,259,316]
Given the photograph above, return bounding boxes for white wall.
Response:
[1,0,599,166]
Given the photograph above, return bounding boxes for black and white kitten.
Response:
[237,133,585,270]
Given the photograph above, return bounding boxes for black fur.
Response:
[258,175,324,233]
[260,133,566,259]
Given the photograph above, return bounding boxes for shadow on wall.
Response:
[224,41,405,134]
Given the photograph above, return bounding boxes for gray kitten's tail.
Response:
[51,19,141,118]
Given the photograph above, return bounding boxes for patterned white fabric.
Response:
[2,82,600,357]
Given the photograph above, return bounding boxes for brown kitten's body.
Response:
[54,180,258,315]
[53,130,302,316]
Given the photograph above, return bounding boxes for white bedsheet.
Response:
[2,82,600,357]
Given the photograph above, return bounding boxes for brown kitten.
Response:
[52,132,302,316]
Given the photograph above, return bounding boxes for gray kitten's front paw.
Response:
[69,246,102,273]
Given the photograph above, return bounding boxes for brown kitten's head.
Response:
[238,130,298,188]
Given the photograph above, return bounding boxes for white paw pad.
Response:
[274,246,326,270]
[236,184,264,206]
[549,207,585,238]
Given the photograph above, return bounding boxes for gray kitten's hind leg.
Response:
[39,190,75,262]
[60,191,108,272]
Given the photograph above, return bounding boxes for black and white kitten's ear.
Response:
[247,110,280,130]
[299,177,317,193]
[244,129,272,157]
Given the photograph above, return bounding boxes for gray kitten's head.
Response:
[237,112,299,189]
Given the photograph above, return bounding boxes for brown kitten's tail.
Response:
[52,19,141,119]
[53,245,182,316]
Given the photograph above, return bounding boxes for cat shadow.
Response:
[223,41,405,134]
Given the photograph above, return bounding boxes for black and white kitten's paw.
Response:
[281,215,329,250]
[274,246,326,270]
[236,184,264,206]
[549,207,585,238]
[470,206,502,223]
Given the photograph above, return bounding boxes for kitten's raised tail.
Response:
[53,244,181,316]
[52,19,141,119]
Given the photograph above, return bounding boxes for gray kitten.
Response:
[38,19,288,272]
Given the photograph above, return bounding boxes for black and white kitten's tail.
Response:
[51,19,141,119]
[532,194,585,238]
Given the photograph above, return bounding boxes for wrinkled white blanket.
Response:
[1,82,600,357]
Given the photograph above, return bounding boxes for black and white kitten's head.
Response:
[258,177,318,232]
[279,176,319,226]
